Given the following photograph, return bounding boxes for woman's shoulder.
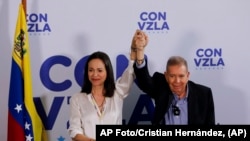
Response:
[70,92,89,100]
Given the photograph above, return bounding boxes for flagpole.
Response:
[22,0,26,14]
[22,0,26,59]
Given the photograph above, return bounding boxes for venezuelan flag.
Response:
[7,3,47,141]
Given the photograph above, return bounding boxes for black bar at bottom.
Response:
[96,125,250,140]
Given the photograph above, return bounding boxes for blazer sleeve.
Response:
[133,59,156,98]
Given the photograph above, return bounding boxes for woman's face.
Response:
[88,58,107,87]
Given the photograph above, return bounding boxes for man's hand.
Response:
[131,29,148,50]
[130,29,148,61]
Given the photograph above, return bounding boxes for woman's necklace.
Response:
[91,94,106,119]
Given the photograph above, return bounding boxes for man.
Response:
[131,29,215,125]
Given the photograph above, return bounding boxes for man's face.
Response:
[164,64,190,97]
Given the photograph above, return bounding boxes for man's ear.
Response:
[187,71,190,78]
[164,71,168,77]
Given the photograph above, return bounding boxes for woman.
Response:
[68,51,135,141]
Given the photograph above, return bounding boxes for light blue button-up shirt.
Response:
[165,87,189,125]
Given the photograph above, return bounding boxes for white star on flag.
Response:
[25,122,31,130]
[14,104,22,113]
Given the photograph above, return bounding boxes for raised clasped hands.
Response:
[130,29,148,61]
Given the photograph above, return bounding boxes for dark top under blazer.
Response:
[133,60,215,125]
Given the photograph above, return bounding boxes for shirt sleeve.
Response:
[115,60,135,99]
[135,59,146,68]
[68,94,84,138]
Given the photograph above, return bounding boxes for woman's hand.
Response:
[130,29,148,61]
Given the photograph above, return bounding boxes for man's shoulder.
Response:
[188,80,211,90]
[154,71,164,76]
[153,72,165,78]
[152,72,167,83]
